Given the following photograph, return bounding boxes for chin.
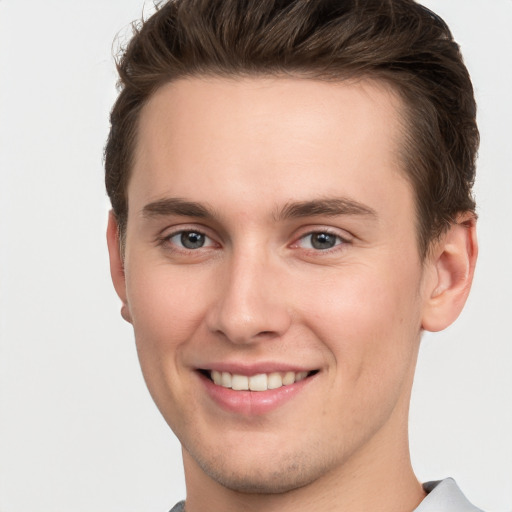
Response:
[200,461,313,494]
[185,441,332,494]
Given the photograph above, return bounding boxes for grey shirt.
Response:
[169,478,484,512]
[416,478,484,512]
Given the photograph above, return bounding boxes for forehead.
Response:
[130,76,410,223]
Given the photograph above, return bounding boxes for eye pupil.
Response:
[311,232,337,250]
[181,232,205,249]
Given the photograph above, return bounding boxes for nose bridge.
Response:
[207,244,291,344]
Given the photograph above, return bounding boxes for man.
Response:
[105,1,481,510]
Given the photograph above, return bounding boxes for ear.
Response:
[106,211,132,323]
[421,213,478,332]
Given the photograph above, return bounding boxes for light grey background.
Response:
[0,1,510,511]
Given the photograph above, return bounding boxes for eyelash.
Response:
[158,228,217,252]
[291,230,350,253]
[157,228,351,255]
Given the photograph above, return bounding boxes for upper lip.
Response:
[196,362,318,375]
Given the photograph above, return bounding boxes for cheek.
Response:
[300,262,423,384]
[308,271,423,437]
[124,261,211,422]
[125,260,211,358]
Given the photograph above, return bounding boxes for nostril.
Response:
[256,330,279,338]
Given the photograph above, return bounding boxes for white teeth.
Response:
[221,372,232,388]
[209,370,312,391]
[249,373,267,391]
[267,372,283,389]
[231,374,249,390]
[282,371,296,386]
[295,371,309,382]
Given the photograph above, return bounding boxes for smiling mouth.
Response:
[199,370,318,391]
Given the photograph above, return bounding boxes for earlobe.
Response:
[421,213,478,332]
[106,211,132,324]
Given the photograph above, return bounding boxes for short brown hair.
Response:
[105,0,479,257]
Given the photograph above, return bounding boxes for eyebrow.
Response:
[141,196,377,221]
[142,198,216,219]
[274,198,377,221]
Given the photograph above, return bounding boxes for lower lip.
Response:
[198,372,316,416]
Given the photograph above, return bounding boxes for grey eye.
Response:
[179,231,206,249]
[295,231,344,251]
[309,232,338,250]
[165,229,217,252]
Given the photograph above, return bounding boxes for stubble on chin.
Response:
[183,442,337,495]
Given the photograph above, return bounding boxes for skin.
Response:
[107,76,477,512]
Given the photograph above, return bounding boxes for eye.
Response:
[296,231,345,250]
[167,230,215,250]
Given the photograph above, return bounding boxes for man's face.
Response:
[115,76,433,493]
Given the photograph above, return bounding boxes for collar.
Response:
[415,478,484,512]
[170,478,483,512]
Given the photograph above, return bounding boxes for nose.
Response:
[206,250,292,344]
